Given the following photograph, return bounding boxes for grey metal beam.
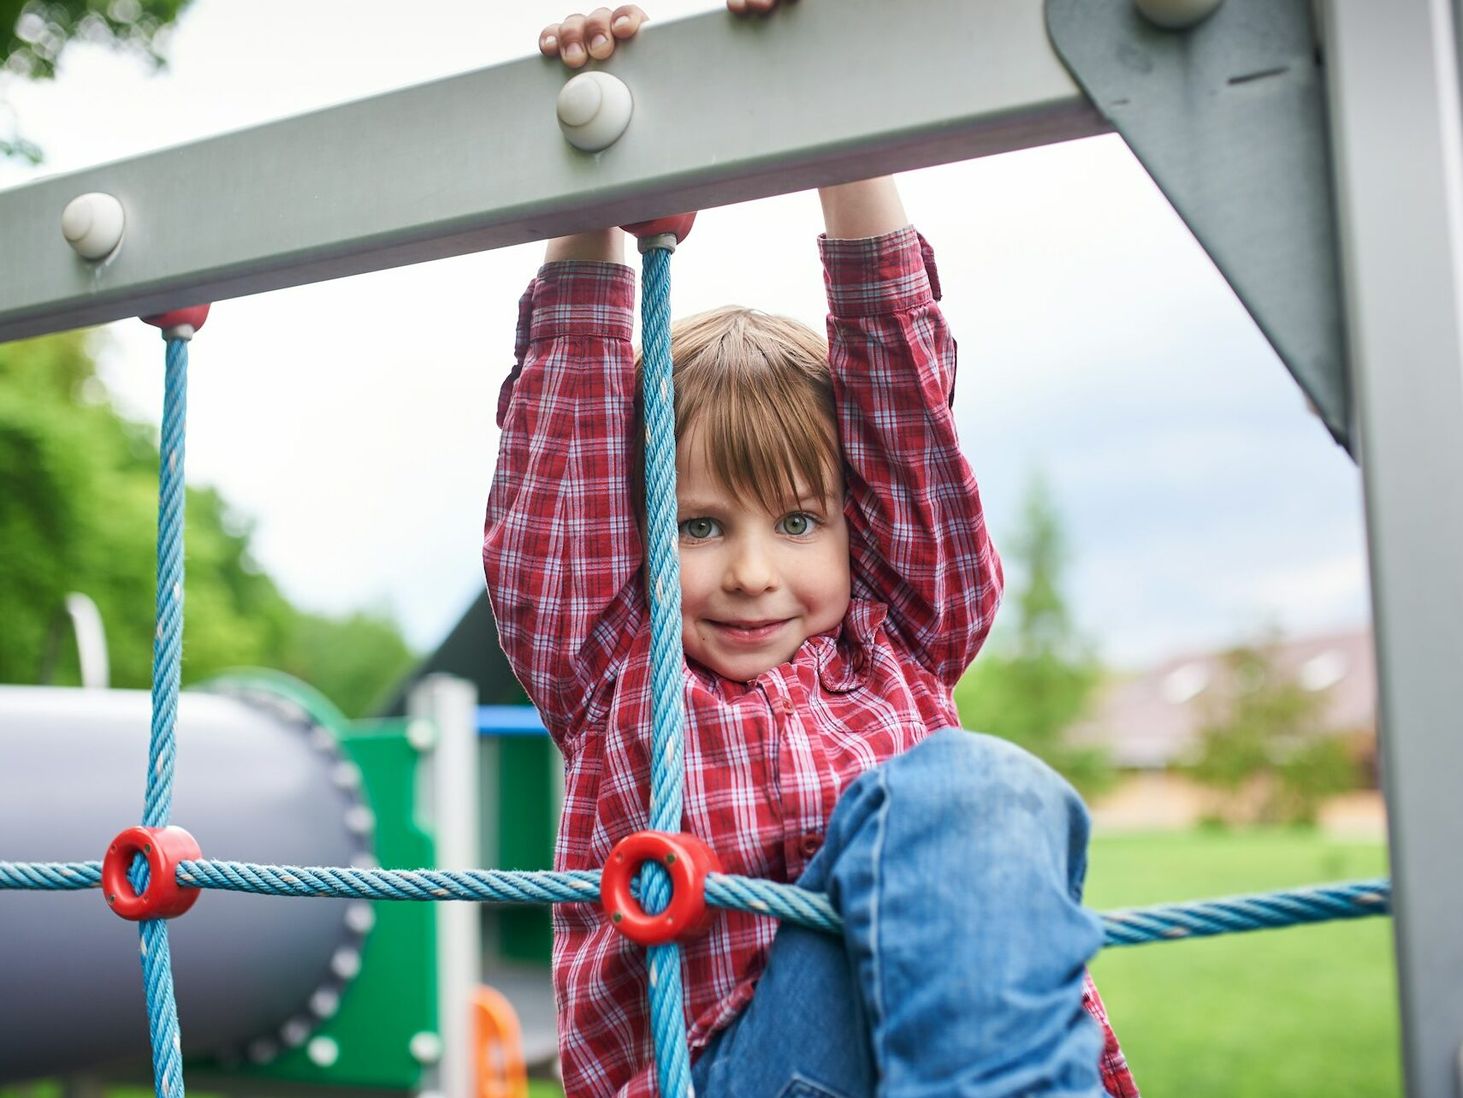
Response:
[1047,0,1352,451]
[0,0,1106,344]
[1320,2,1463,1095]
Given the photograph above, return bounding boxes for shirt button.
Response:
[781,698,796,716]
[799,833,822,858]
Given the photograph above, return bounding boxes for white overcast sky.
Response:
[0,1,1372,668]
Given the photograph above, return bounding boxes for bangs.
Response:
[634,306,843,519]
[683,369,840,515]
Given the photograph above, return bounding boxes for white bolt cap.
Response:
[345,804,376,835]
[409,1030,444,1064]
[309,987,342,1019]
[330,946,362,980]
[406,717,436,752]
[61,192,126,261]
[307,1035,340,1068]
[345,901,376,935]
[557,71,633,151]
[1134,0,1224,29]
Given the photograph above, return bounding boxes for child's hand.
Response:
[539,2,781,70]
[539,7,648,69]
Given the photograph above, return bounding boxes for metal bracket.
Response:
[1046,0,1351,452]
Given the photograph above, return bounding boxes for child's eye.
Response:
[679,517,720,540]
[777,512,817,537]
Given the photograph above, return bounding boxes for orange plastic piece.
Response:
[473,985,528,1098]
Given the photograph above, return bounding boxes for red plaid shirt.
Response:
[483,227,1138,1098]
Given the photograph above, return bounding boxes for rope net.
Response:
[0,246,1392,1098]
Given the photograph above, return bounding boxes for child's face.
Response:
[674,423,852,682]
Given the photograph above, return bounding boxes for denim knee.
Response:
[874,728,1093,900]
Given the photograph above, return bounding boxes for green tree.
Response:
[272,608,418,720]
[2,0,194,160]
[0,332,416,718]
[1187,641,1358,826]
[954,473,1112,795]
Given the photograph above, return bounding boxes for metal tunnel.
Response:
[0,682,373,1080]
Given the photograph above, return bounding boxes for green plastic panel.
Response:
[217,713,437,1089]
[494,736,556,964]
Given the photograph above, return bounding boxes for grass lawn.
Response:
[1086,829,1399,1097]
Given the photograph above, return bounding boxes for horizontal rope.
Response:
[0,861,102,889]
[705,873,842,933]
[173,861,841,933]
[1,858,1391,948]
[1099,876,1391,946]
[177,860,602,905]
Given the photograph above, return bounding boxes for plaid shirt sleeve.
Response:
[482,261,645,748]
[1084,971,1141,1096]
[820,226,1004,685]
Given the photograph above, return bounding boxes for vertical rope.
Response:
[146,337,187,829]
[638,244,694,1097]
[136,334,190,1098]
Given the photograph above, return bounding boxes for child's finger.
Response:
[557,13,590,67]
[611,5,648,39]
[539,23,563,56]
[583,7,617,60]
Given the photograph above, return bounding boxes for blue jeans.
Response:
[690,729,1108,1098]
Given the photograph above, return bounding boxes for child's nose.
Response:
[724,540,778,594]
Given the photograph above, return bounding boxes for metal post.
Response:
[1319,1,1463,1093]
[409,675,482,1098]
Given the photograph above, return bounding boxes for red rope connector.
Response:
[101,825,203,921]
[601,830,722,946]
[141,304,211,342]
[621,213,696,254]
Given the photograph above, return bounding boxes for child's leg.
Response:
[693,729,1107,1098]
[692,920,876,1097]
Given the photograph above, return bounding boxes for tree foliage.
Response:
[954,474,1113,796]
[2,0,193,160]
[0,332,416,718]
[1186,642,1358,826]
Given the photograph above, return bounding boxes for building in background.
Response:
[1071,628,1382,832]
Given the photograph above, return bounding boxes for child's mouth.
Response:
[711,619,789,645]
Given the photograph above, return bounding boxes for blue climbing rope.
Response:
[638,239,695,1098]
[0,854,1391,948]
[138,334,190,1098]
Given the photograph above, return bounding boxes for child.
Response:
[484,9,1137,1096]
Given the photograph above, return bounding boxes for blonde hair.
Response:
[634,307,841,517]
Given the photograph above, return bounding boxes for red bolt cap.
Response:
[141,304,211,339]
[601,831,722,947]
[620,213,696,246]
[102,825,203,921]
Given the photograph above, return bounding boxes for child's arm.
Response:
[818,178,909,241]
[822,179,1004,686]
[544,227,625,264]
[482,235,643,749]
